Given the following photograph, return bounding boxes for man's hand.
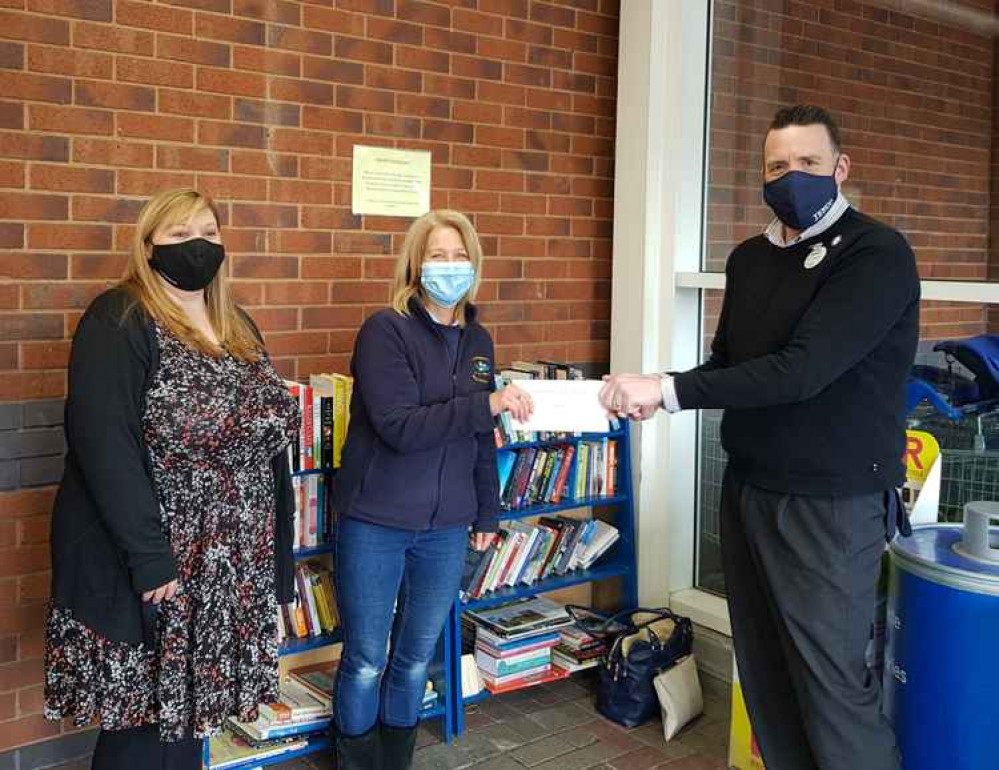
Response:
[142,579,178,604]
[470,532,498,551]
[599,374,663,419]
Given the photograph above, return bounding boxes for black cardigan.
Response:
[49,287,296,644]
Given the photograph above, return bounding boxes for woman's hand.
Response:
[470,532,498,551]
[142,579,178,604]
[489,384,534,423]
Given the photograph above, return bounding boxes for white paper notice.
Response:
[509,379,610,434]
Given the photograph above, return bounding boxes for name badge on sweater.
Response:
[804,243,827,270]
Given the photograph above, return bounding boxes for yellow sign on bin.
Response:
[729,661,766,770]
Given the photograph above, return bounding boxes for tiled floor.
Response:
[51,674,732,770]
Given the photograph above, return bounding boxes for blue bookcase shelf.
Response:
[450,421,638,732]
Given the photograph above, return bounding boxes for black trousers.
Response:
[91,725,201,770]
[721,470,901,770]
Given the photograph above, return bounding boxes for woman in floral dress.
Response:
[44,189,299,769]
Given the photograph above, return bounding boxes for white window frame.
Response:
[613,0,999,638]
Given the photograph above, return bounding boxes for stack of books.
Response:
[226,676,332,747]
[208,731,309,770]
[278,561,339,642]
[460,517,620,601]
[464,597,574,694]
[291,474,331,549]
[552,626,607,673]
[498,439,618,510]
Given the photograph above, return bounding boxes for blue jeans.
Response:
[333,515,467,735]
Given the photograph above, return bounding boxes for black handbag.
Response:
[566,605,694,728]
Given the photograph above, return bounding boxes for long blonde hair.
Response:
[120,188,261,361]
[391,210,484,326]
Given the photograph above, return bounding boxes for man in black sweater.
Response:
[601,105,918,770]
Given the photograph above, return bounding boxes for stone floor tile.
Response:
[526,703,595,733]
[604,746,676,770]
[509,735,577,767]
[470,756,529,770]
[526,740,630,770]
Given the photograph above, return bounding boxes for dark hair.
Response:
[769,104,842,153]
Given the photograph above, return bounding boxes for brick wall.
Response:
[990,3,999,332]
[0,0,619,752]
[706,0,996,341]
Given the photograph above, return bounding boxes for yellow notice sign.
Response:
[904,430,940,485]
[352,145,431,217]
[729,661,766,769]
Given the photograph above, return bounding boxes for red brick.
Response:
[268,178,330,205]
[300,205,358,229]
[329,280,389,304]
[553,27,598,53]
[336,85,393,113]
[454,7,503,36]
[233,0,299,25]
[73,138,152,168]
[0,71,69,103]
[156,34,230,67]
[75,79,154,111]
[71,196,145,223]
[397,0,451,27]
[0,657,43,690]
[116,113,194,143]
[267,23,330,55]
[231,254,298,279]
[69,252,128,278]
[423,120,473,143]
[16,571,49,604]
[26,0,108,20]
[0,41,25,70]
[248,306,297,331]
[27,223,109,250]
[398,93,449,119]
[1,191,68,219]
[0,101,22,129]
[267,230,331,255]
[231,150,298,178]
[531,1,575,27]
[304,55,364,85]
[74,21,152,53]
[116,169,194,196]
[301,4,363,35]
[0,10,69,44]
[159,88,231,120]
[29,104,111,136]
[0,713,59,752]
[231,203,297,228]
[300,304,364,328]
[157,145,228,173]
[0,223,23,248]
[505,18,551,45]
[333,232,391,254]
[364,114,421,138]
[477,125,524,148]
[118,0,192,34]
[196,10,264,44]
[365,17,422,46]
[478,36,526,63]
[366,65,421,93]
[0,160,23,187]
[232,45,299,77]
[264,276,330,300]
[270,77,334,106]
[396,45,449,73]
[268,127,334,156]
[26,44,111,78]
[423,73,475,99]
[198,120,267,149]
[265,330,328,356]
[501,192,545,214]
[0,489,56,518]
[454,100,503,124]
[0,252,66,279]
[30,165,112,194]
[17,684,43,716]
[197,173,263,201]
[335,34,391,65]
[198,67,266,97]
[163,0,231,12]
[453,54,502,80]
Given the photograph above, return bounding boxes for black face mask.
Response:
[149,238,225,291]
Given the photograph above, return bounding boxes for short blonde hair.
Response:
[120,188,261,361]
[391,210,484,326]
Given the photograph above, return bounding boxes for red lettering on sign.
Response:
[905,435,924,470]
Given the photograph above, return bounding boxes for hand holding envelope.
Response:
[509,379,611,433]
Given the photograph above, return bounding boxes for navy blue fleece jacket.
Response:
[333,297,500,532]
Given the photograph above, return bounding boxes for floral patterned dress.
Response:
[45,324,299,742]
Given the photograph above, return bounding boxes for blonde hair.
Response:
[391,210,484,326]
[120,188,261,361]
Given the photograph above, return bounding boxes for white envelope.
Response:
[509,379,610,434]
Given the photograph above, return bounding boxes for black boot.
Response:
[335,725,380,770]
[379,723,418,770]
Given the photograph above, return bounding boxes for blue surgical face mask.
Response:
[420,261,475,308]
[763,169,838,231]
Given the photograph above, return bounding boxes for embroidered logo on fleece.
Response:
[471,356,492,384]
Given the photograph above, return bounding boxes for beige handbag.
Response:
[653,654,703,740]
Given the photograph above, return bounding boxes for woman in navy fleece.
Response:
[331,210,532,770]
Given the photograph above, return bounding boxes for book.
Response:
[227,714,330,746]
[461,653,483,697]
[475,648,552,678]
[208,730,308,770]
[465,597,572,639]
[475,627,561,652]
[260,678,331,724]
[289,661,338,708]
[482,664,570,695]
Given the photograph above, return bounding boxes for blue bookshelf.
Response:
[450,421,639,738]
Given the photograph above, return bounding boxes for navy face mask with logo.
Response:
[763,170,838,232]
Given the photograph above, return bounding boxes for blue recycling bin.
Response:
[884,501,999,770]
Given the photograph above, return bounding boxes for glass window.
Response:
[694,0,999,595]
